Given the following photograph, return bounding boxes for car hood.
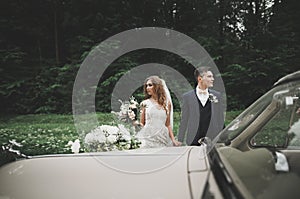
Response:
[0,146,209,199]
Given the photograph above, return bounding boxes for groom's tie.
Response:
[198,90,208,95]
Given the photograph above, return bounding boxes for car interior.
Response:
[217,85,300,199]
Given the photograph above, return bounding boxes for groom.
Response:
[178,66,225,146]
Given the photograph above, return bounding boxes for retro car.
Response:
[1,71,300,199]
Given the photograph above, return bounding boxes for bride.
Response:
[136,76,180,148]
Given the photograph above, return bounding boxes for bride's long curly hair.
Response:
[143,76,167,110]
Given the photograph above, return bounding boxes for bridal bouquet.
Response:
[84,97,141,152]
[112,96,139,123]
[84,124,140,152]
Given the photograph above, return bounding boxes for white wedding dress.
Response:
[136,99,173,148]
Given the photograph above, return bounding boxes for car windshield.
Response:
[219,79,300,149]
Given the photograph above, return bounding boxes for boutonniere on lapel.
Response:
[208,93,219,103]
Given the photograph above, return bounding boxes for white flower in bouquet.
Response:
[100,125,119,136]
[125,143,131,150]
[85,127,106,143]
[130,96,139,104]
[129,98,138,109]
[120,101,129,115]
[106,134,118,143]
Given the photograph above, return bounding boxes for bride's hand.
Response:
[172,139,181,147]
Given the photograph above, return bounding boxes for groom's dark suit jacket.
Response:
[178,89,225,145]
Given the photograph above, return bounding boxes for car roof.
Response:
[273,70,300,86]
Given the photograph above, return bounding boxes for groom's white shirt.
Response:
[196,87,209,106]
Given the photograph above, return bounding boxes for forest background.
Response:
[1,0,299,115]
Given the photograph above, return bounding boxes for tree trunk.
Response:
[38,38,42,66]
[218,0,225,68]
[53,0,60,65]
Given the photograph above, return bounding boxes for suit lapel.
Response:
[192,89,201,108]
[191,89,200,119]
[208,89,216,119]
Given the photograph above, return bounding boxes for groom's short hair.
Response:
[194,66,212,80]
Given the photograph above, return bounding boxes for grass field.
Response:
[0,111,241,156]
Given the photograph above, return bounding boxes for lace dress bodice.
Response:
[144,100,167,128]
[136,99,172,148]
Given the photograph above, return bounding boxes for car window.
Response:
[250,84,300,149]
[219,88,272,142]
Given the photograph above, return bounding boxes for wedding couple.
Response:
[136,66,225,148]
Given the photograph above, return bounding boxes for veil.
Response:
[161,79,173,129]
